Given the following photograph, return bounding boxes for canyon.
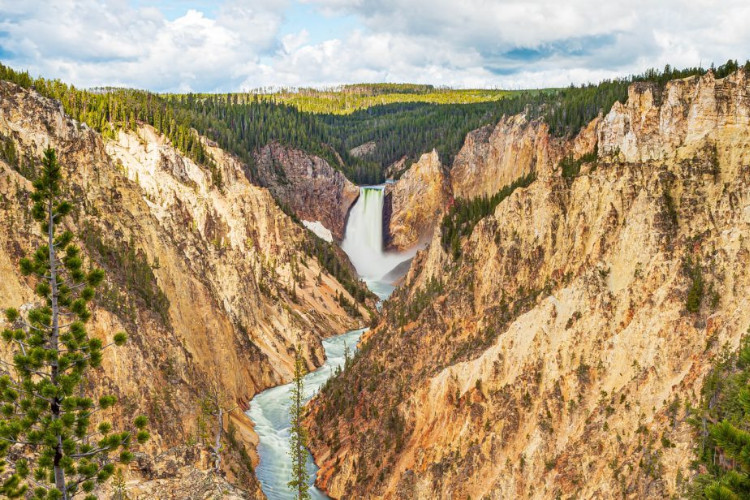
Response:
[1,64,749,500]
[307,70,750,499]
[0,80,371,497]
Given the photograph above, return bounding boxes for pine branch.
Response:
[69,440,123,459]
[0,436,40,446]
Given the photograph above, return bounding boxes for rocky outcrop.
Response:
[308,70,750,499]
[385,156,408,179]
[0,80,370,496]
[349,140,376,158]
[98,446,253,499]
[599,71,750,162]
[383,150,451,251]
[451,113,600,200]
[450,115,550,200]
[254,142,359,240]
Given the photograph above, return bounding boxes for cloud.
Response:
[0,0,748,91]
[300,0,750,85]
[0,0,286,91]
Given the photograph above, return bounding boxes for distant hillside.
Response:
[2,60,746,186]
[253,85,518,115]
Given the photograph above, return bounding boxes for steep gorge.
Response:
[383,150,451,252]
[0,80,371,497]
[308,70,750,499]
[254,142,360,241]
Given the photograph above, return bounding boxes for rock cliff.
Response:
[308,70,750,499]
[383,150,451,251]
[0,80,369,496]
[450,115,549,200]
[450,112,600,201]
[254,142,359,240]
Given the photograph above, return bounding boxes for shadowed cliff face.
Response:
[307,70,750,499]
[254,142,360,241]
[0,80,369,497]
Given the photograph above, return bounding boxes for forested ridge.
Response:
[2,60,748,187]
[249,84,515,114]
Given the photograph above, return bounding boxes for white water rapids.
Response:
[247,328,366,500]
[247,185,413,499]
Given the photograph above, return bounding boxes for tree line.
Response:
[2,60,748,187]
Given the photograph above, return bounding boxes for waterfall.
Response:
[249,186,415,499]
[341,186,415,295]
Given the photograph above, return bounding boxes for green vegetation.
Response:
[691,334,750,499]
[560,146,598,178]
[0,149,149,500]
[301,235,374,305]
[396,277,444,325]
[335,291,361,319]
[80,224,170,326]
[440,173,536,258]
[664,187,679,227]
[0,63,218,183]
[163,93,385,184]
[320,99,513,177]
[288,346,310,500]
[2,60,748,187]
[252,84,514,114]
[685,257,704,313]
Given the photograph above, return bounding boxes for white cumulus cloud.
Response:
[0,0,748,91]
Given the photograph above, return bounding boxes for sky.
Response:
[0,0,748,92]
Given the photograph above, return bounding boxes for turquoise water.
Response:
[247,328,367,500]
[249,184,411,499]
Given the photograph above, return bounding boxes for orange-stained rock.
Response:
[0,80,369,497]
[384,150,451,251]
[307,70,750,500]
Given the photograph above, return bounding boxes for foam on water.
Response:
[247,329,366,500]
[249,184,414,499]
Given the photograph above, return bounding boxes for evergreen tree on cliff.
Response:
[0,148,149,500]
[288,345,310,500]
[693,335,750,499]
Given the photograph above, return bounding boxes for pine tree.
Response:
[343,341,351,370]
[288,345,310,500]
[0,148,149,499]
[111,468,129,500]
[703,385,750,499]
[693,335,750,499]
[203,373,237,474]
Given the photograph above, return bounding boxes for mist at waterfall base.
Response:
[248,185,414,499]
[247,329,365,500]
[341,186,417,300]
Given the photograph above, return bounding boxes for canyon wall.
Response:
[0,81,369,497]
[308,70,750,499]
[383,150,451,251]
[382,103,600,254]
[254,142,359,240]
[450,115,550,200]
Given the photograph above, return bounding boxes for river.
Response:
[247,185,413,499]
[246,328,367,500]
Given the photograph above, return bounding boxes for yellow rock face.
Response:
[384,150,451,251]
[0,80,367,495]
[451,115,551,200]
[308,70,750,499]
